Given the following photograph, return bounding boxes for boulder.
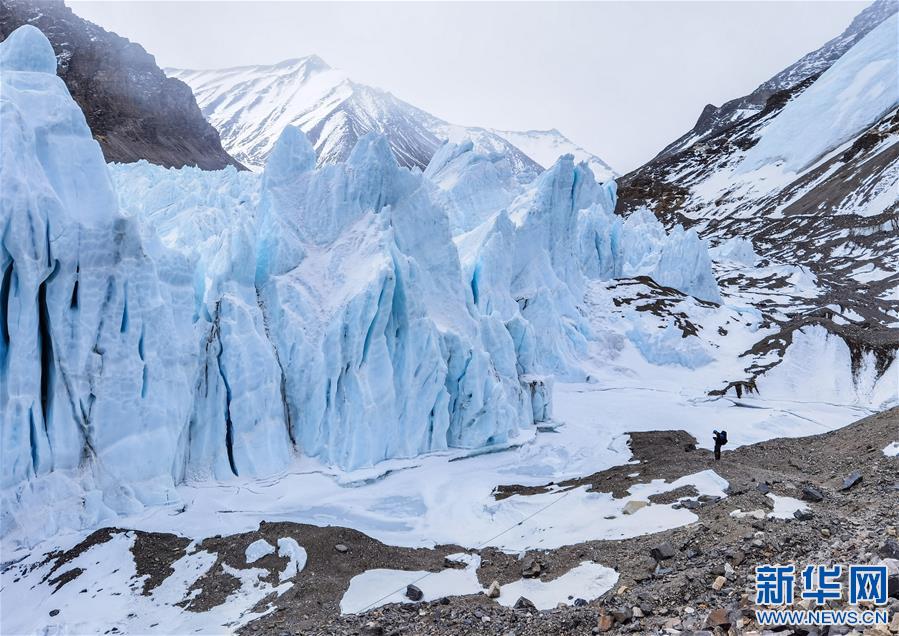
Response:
[622,500,649,515]
[650,542,676,561]
[486,580,501,599]
[405,584,424,601]
[801,486,824,502]
[840,471,862,491]
[513,596,536,611]
[705,608,731,628]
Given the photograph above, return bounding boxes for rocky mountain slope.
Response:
[0,0,242,170]
[618,9,899,378]
[168,58,615,180]
[656,0,898,158]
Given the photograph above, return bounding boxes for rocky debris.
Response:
[513,596,536,611]
[405,584,423,602]
[882,540,899,560]
[596,612,614,632]
[0,0,243,170]
[801,485,825,502]
[649,542,675,561]
[840,470,863,490]
[705,607,731,629]
[360,622,383,636]
[521,556,543,578]
[486,581,501,599]
[621,501,648,515]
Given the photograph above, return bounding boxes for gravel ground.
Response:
[24,408,898,636]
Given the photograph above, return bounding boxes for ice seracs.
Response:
[2,25,731,542]
[1,24,196,533]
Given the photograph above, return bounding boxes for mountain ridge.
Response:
[168,56,616,181]
[0,0,243,170]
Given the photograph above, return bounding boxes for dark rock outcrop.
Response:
[0,0,243,170]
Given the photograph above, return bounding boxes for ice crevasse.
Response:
[0,25,724,540]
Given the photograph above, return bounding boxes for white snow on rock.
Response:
[340,553,482,614]
[245,538,276,563]
[1,532,286,635]
[277,537,308,580]
[710,237,759,266]
[495,561,619,610]
[766,494,809,519]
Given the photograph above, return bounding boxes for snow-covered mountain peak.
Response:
[169,57,615,181]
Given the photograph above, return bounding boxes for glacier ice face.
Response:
[710,237,759,266]
[255,130,532,469]
[423,140,520,234]
[0,24,57,74]
[1,26,728,542]
[578,207,722,303]
[0,26,196,531]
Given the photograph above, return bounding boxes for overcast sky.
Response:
[70,1,867,172]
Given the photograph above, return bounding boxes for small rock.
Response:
[334,543,349,553]
[821,528,831,538]
[49,609,60,617]
[650,542,676,561]
[622,500,649,515]
[513,596,536,611]
[794,509,814,521]
[840,471,862,491]
[486,580,501,598]
[705,608,731,628]
[880,539,899,560]
[632,606,645,618]
[521,556,542,578]
[755,483,770,495]
[405,584,423,601]
[617,585,629,595]
[712,575,727,591]
[574,598,587,607]
[724,562,735,578]
[611,608,633,623]
[597,613,614,632]
[360,622,384,636]
[801,486,824,502]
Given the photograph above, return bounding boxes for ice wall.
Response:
[255,131,532,468]
[0,26,197,534]
[578,207,722,303]
[1,26,727,541]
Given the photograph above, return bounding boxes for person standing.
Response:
[713,430,728,461]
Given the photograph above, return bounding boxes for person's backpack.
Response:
[719,430,728,445]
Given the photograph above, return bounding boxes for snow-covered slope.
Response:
[657,0,898,158]
[619,11,899,350]
[168,57,613,179]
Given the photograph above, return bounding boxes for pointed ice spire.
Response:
[0,25,57,74]
[262,126,316,188]
[347,132,396,169]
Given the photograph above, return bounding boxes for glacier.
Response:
[1,25,726,540]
